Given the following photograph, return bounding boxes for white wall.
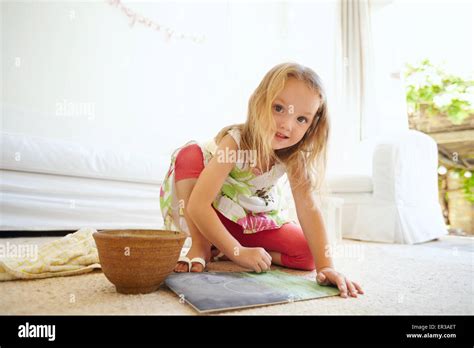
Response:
[2,0,234,155]
[1,0,344,166]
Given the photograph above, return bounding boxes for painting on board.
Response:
[165,269,340,313]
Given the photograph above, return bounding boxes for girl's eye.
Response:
[297,116,308,124]
[274,104,284,113]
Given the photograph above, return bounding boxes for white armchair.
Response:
[327,130,448,244]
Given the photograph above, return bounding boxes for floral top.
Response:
[159,127,292,234]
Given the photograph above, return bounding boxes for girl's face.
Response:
[271,77,321,150]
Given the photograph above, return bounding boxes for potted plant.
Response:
[404,59,474,132]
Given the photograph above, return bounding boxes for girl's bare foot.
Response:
[174,243,212,273]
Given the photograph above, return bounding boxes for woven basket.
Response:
[94,229,187,294]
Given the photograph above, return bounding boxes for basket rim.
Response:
[94,229,187,240]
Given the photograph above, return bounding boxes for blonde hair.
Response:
[215,62,330,193]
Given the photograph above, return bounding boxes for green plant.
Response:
[458,169,474,204]
[445,169,474,204]
[404,59,474,124]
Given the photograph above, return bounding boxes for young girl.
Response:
[160,62,363,298]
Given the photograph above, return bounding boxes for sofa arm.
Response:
[372,130,440,205]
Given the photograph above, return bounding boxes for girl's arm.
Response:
[186,134,240,257]
[186,135,272,272]
[289,171,364,297]
[288,173,333,271]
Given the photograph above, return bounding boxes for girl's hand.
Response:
[316,267,364,298]
[233,247,272,273]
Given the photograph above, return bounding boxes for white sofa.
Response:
[0,132,168,231]
[326,130,448,244]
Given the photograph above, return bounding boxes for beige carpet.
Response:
[0,235,472,315]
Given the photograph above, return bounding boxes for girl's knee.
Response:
[282,252,315,271]
[296,254,316,271]
[175,144,204,181]
[176,144,202,162]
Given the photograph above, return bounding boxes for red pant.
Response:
[174,144,315,271]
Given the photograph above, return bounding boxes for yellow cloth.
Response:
[0,228,100,281]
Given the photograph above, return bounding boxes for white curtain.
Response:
[335,0,408,143]
[337,0,376,141]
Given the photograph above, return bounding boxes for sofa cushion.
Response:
[1,132,170,184]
